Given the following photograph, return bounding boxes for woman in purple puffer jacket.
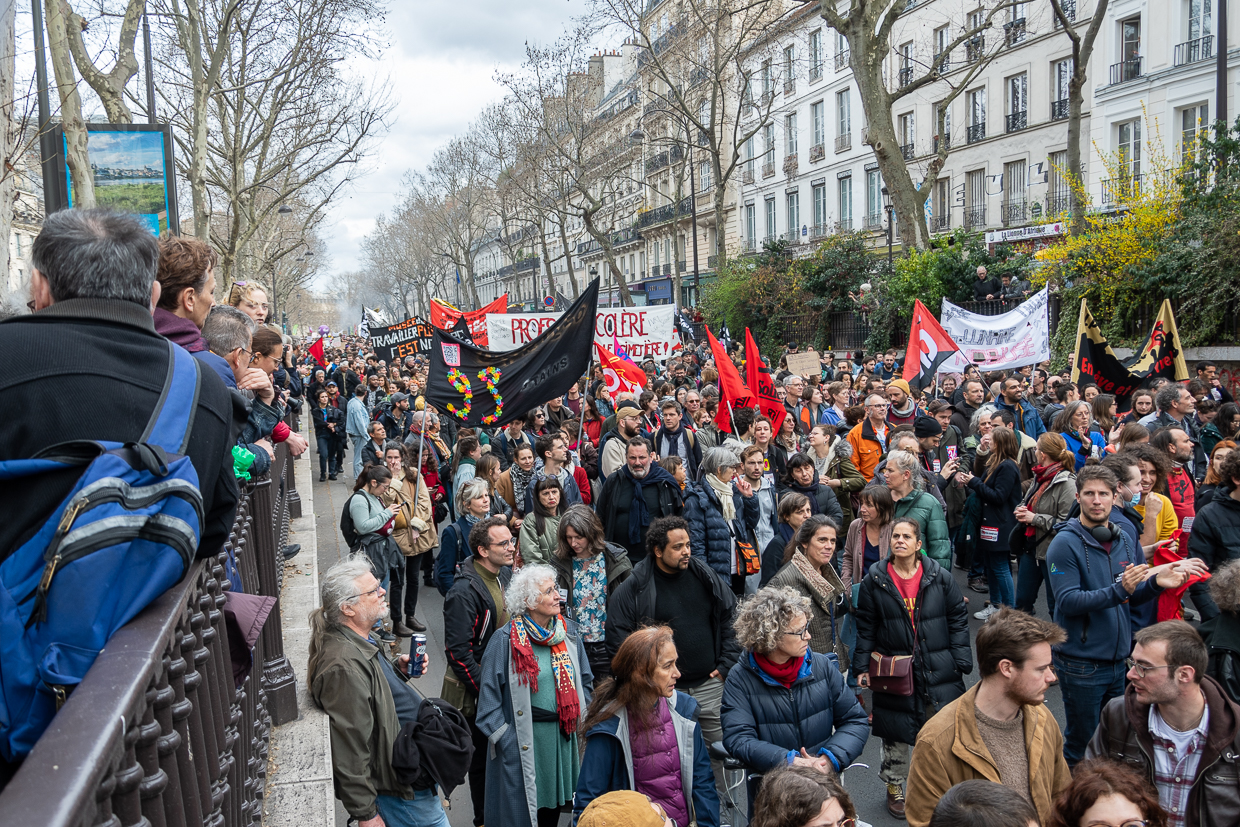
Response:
[573,626,719,827]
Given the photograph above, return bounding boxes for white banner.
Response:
[939,287,1051,373]
[486,306,679,360]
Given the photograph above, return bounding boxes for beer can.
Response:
[409,633,427,677]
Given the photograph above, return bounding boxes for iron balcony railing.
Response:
[1051,99,1069,121]
[1174,36,1214,66]
[1004,18,1026,46]
[1101,175,1143,205]
[834,50,849,71]
[964,204,987,229]
[967,122,986,143]
[864,214,884,231]
[1006,110,1027,132]
[1109,57,1143,85]
[809,64,823,82]
[934,134,951,152]
[811,143,827,161]
[810,222,830,239]
[965,36,984,64]
[834,134,850,153]
[900,143,915,160]
[933,52,950,73]
[0,425,302,827]
[783,79,796,95]
[742,168,755,183]
[1046,192,1072,216]
[932,212,951,231]
[898,67,914,87]
[836,218,854,232]
[762,160,776,178]
[1002,199,1028,226]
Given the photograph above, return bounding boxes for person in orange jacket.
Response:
[848,392,891,482]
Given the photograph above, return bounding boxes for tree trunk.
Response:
[59,0,143,124]
[855,64,930,250]
[557,218,579,298]
[43,0,93,208]
[1067,78,1085,236]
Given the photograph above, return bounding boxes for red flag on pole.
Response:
[706,325,752,433]
[744,328,787,434]
[902,300,960,391]
[308,336,326,367]
[594,342,648,396]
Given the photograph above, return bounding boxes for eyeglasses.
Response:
[239,347,258,365]
[1085,822,1147,827]
[783,624,811,638]
[1125,658,1172,679]
[349,584,384,600]
[488,538,517,549]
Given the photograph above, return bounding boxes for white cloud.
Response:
[319,0,586,285]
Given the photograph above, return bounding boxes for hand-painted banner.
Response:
[368,316,435,362]
[939,287,1051,373]
[485,305,678,360]
[430,294,508,347]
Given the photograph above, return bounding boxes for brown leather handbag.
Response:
[869,652,915,696]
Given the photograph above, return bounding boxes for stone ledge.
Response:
[265,422,333,827]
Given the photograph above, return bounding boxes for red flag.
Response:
[902,300,960,391]
[308,336,326,367]
[706,326,752,433]
[595,342,647,396]
[429,294,508,347]
[744,328,787,434]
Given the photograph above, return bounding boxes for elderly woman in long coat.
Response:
[476,563,593,827]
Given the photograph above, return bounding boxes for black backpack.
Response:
[340,492,360,549]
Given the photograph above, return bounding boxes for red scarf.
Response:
[510,614,580,737]
[1025,462,1063,537]
[755,652,803,688]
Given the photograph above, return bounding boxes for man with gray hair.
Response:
[1148,383,1205,479]
[308,555,445,827]
[202,304,280,476]
[0,208,240,567]
[783,373,805,433]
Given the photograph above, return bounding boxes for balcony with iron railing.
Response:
[1051,99,1069,121]
[1046,192,1072,216]
[810,64,823,82]
[967,122,986,143]
[864,214,884,231]
[964,204,987,229]
[1101,175,1143,205]
[1174,36,1214,66]
[933,52,950,73]
[934,134,951,153]
[900,143,915,160]
[783,153,799,175]
[932,212,951,232]
[834,50,849,71]
[1109,57,1143,85]
[742,167,755,183]
[636,195,695,229]
[810,143,826,161]
[1004,18,1026,46]
[707,254,719,269]
[836,218,853,232]
[1002,199,1028,227]
[783,78,796,95]
[762,160,776,178]
[810,222,830,239]
[651,266,660,277]
[664,262,673,275]
[1056,0,1076,23]
[645,144,684,174]
[743,237,759,252]
[784,228,802,243]
[898,67,914,87]
[1005,110,1027,133]
[577,226,642,256]
[965,35,984,64]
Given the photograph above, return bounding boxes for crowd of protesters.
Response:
[302,310,1240,827]
[7,208,1237,827]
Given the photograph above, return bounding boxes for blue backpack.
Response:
[0,342,204,762]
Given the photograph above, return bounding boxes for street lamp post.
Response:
[589,265,600,305]
[882,186,894,269]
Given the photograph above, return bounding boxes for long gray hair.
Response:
[308,554,373,699]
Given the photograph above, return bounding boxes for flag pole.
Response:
[413,416,427,517]
[726,399,739,437]
[576,351,593,453]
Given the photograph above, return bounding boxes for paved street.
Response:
[312,462,1066,827]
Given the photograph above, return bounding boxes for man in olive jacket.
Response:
[905,608,1072,827]
[309,557,445,827]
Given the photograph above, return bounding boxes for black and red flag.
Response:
[745,328,787,434]
[902,300,960,391]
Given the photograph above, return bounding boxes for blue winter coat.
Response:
[573,692,719,827]
[996,397,1047,438]
[1046,518,1164,662]
[721,648,870,774]
[434,516,477,596]
[1060,429,1107,471]
[682,480,761,578]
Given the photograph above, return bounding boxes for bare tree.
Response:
[55,0,145,122]
[42,0,96,205]
[817,0,1017,249]
[591,0,786,262]
[359,197,451,320]
[1050,0,1107,235]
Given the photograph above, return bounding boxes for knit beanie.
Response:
[579,791,665,827]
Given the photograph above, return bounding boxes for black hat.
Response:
[913,415,943,438]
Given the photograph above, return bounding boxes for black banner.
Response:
[1073,299,1188,412]
[368,316,435,362]
[426,280,600,428]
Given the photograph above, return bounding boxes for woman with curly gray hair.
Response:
[720,586,870,814]
[475,563,593,827]
[1200,559,1240,705]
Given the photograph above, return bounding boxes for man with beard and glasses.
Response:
[904,608,1071,827]
[599,404,648,479]
[654,399,702,479]
[595,437,683,565]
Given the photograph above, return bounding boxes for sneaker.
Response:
[886,784,906,820]
[282,543,301,560]
[968,576,989,593]
[974,604,1000,621]
[375,628,397,643]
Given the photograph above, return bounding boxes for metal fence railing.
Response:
[0,423,300,827]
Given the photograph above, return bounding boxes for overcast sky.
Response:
[321,0,589,286]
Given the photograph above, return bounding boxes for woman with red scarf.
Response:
[476,563,593,827]
[1013,433,1078,618]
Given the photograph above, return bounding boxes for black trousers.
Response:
[468,716,487,827]
[584,641,611,683]
[386,556,421,621]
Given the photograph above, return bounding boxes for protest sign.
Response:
[785,350,821,378]
[368,316,435,362]
[430,294,508,347]
[939,287,1051,373]
[485,305,678,360]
